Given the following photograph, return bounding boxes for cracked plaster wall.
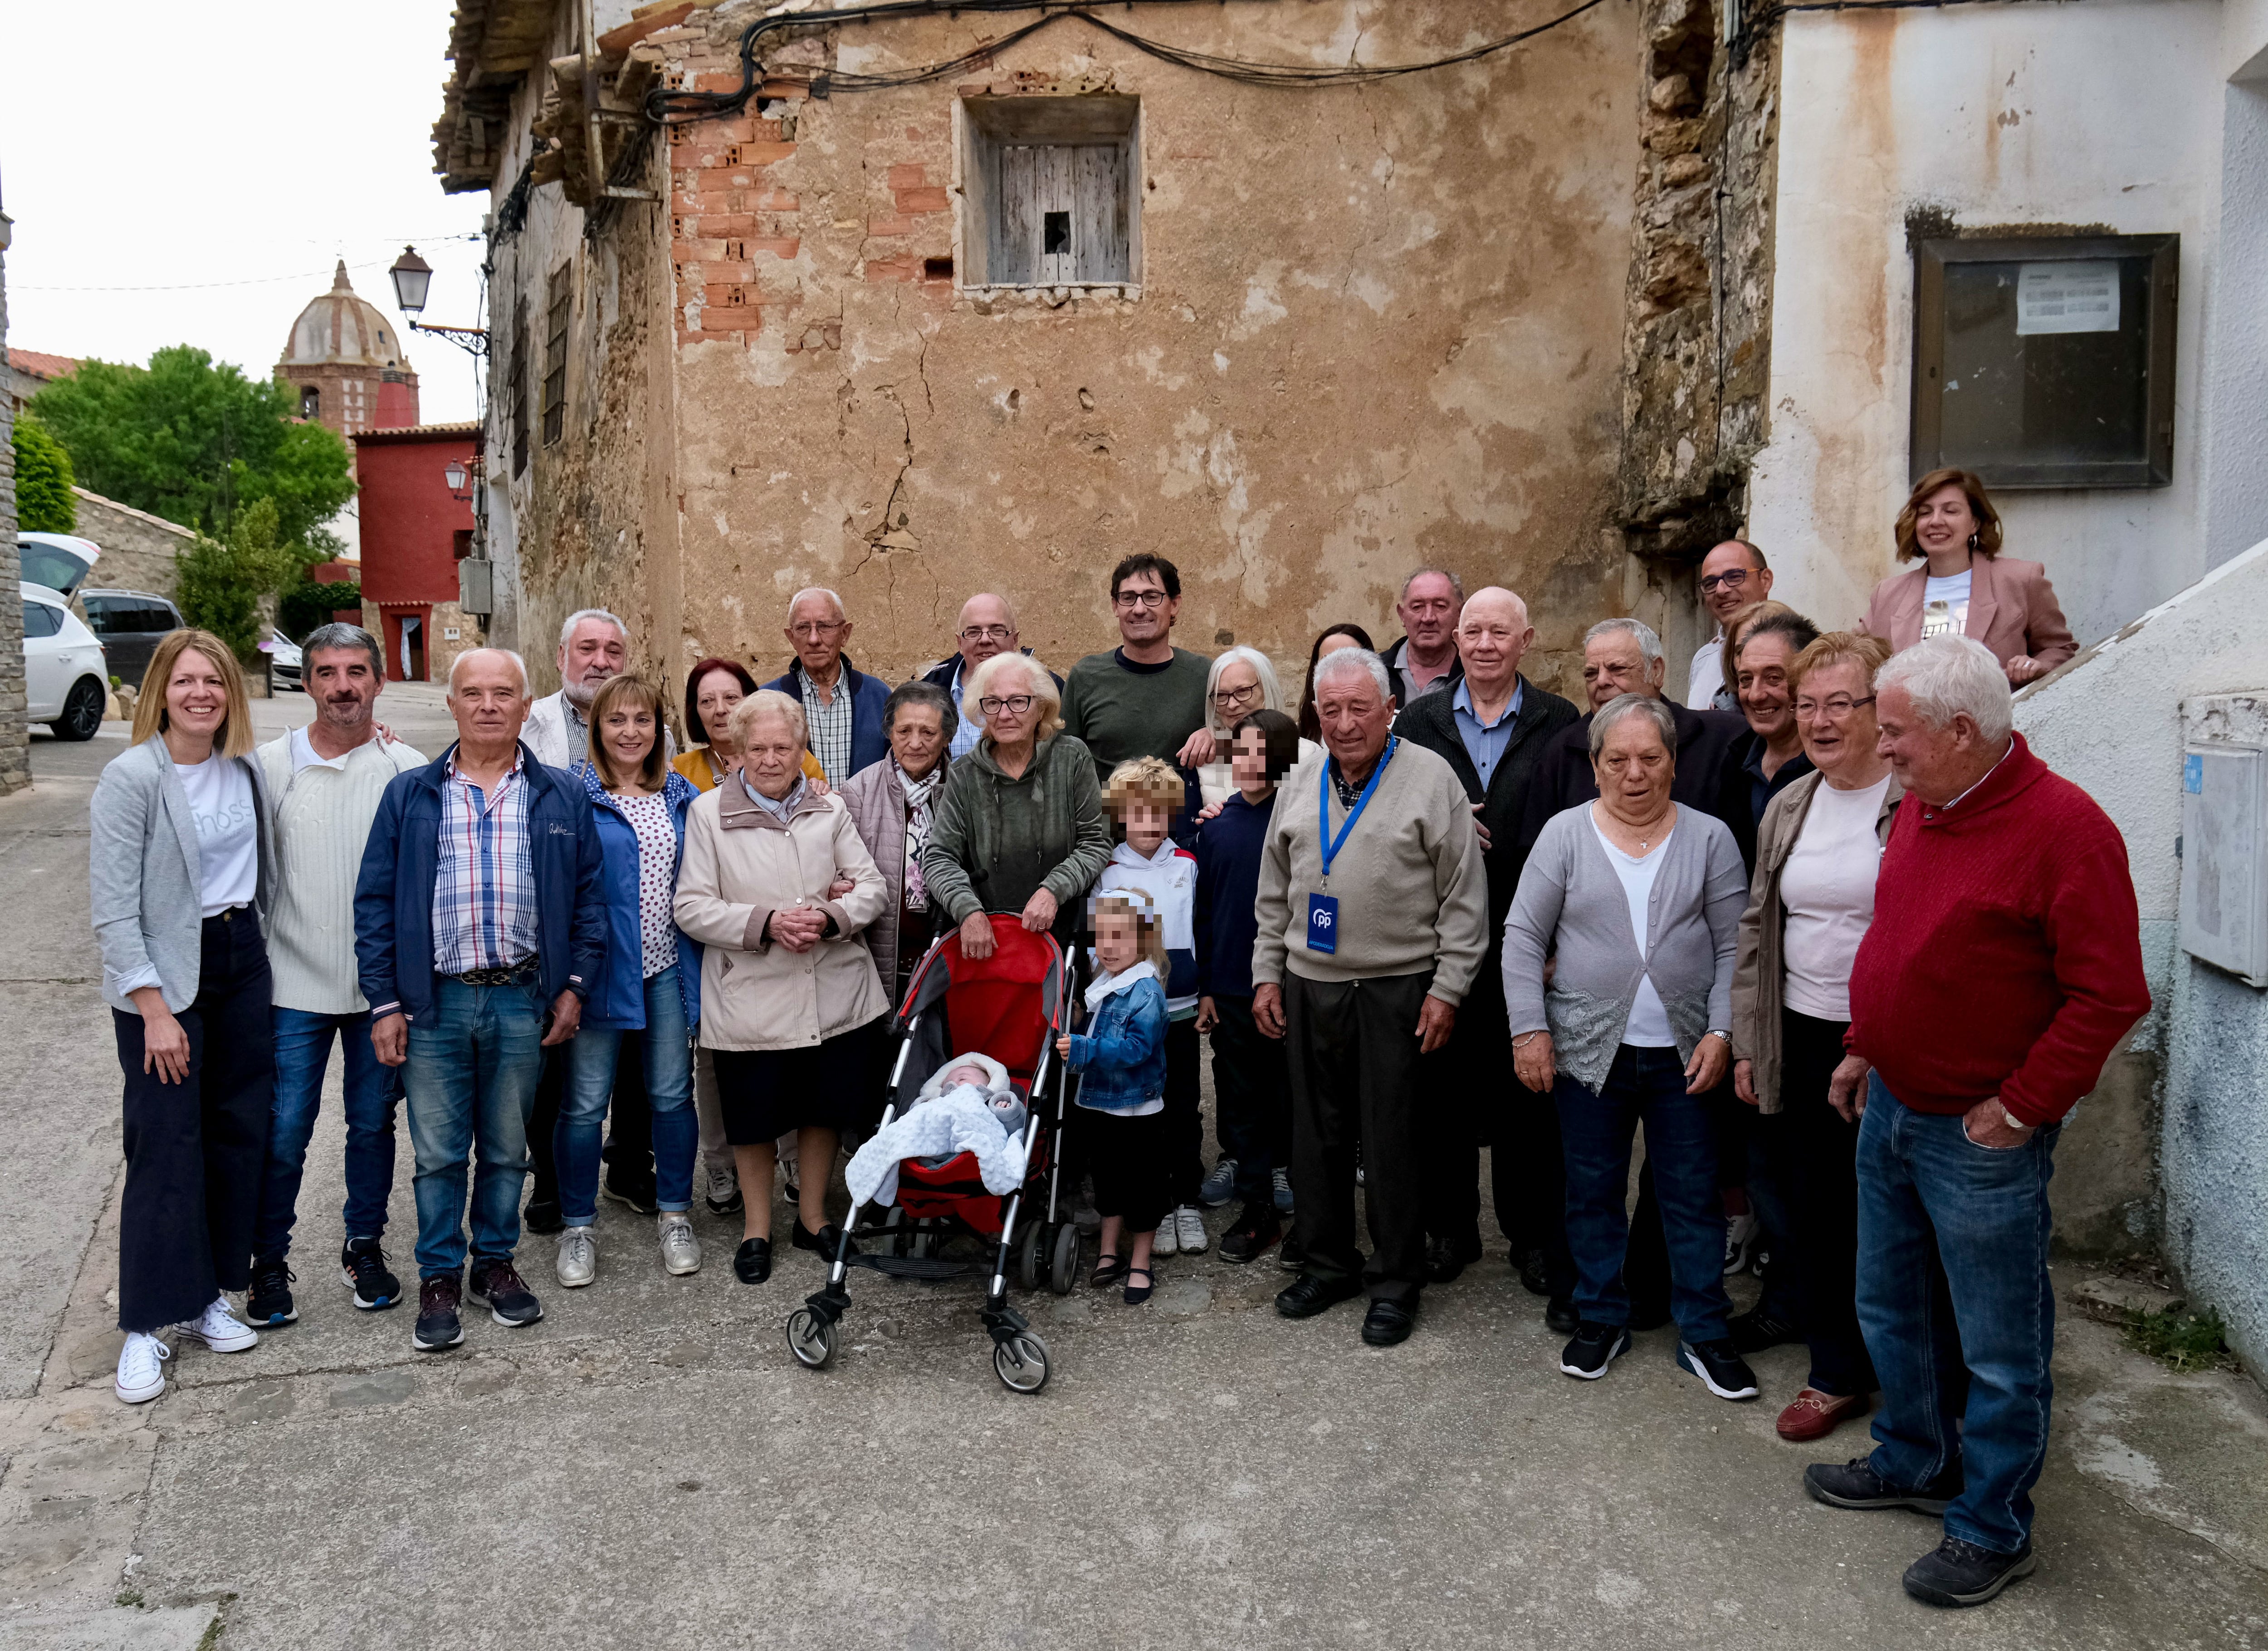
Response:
[597,0,1644,699]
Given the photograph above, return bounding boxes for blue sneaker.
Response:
[1198,1157,1238,1208]
[1272,1166,1295,1216]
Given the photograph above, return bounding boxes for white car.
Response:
[21,581,110,741]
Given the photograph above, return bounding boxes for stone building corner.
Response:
[0,176,27,797]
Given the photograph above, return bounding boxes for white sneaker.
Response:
[179,1297,258,1354]
[115,1332,170,1404]
[658,1214,702,1276]
[556,1225,597,1288]
[1722,1211,1760,1276]
[1174,1204,1210,1255]
[703,1160,742,1215]
[1152,1211,1180,1257]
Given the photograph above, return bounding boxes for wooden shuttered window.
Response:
[541,265,570,446]
[993,142,1129,286]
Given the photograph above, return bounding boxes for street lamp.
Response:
[388,245,487,358]
[445,459,469,497]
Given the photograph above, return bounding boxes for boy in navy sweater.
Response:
[1194,710,1303,1264]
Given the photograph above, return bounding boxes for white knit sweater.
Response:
[257,730,429,1015]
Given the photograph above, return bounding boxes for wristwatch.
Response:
[1999,1104,2034,1133]
[1706,1029,1731,1044]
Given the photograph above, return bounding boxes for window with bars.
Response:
[541,265,571,446]
[508,296,530,477]
[958,97,1139,289]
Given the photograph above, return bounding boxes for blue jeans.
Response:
[402,976,547,1279]
[562,965,696,1220]
[1857,1073,2059,1554]
[1554,1044,1733,1342]
[255,1007,403,1261]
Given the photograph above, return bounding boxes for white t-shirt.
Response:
[1921,568,1973,641]
[1589,813,1677,1048]
[1779,774,1893,1021]
[176,753,259,916]
[1685,632,1725,710]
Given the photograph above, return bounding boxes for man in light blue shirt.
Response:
[1451,673,1525,789]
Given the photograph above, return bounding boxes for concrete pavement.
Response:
[0,691,2263,1648]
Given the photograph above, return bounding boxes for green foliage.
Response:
[29,345,355,549]
[278,576,363,642]
[2122,1305,2237,1373]
[176,499,301,664]
[11,411,78,532]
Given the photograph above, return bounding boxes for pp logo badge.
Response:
[1306,892,1340,956]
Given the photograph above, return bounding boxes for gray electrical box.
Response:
[2179,694,2268,988]
[459,558,494,619]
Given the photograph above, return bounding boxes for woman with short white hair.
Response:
[923,652,1112,960]
[674,689,891,1285]
[1195,647,1320,810]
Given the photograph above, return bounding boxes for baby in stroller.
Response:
[922,1053,1030,1141]
[845,1050,1034,1208]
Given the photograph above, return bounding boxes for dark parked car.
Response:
[79,590,184,689]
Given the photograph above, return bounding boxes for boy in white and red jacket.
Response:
[1093,757,1206,1257]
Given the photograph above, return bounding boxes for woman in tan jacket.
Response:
[1858,467,2076,686]
[674,690,889,1285]
[1730,633,1903,1445]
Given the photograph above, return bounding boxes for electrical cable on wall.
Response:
[648,0,1614,125]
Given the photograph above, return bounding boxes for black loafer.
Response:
[791,1222,858,1258]
[1545,1294,1580,1334]
[1361,1298,1418,1347]
[522,1199,565,1236]
[1517,1247,1552,1298]
[1275,1273,1364,1319]
[733,1237,772,1284]
[1423,1236,1481,1286]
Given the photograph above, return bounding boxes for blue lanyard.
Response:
[1319,737,1396,886]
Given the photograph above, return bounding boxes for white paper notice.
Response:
[2015,261,2121,336]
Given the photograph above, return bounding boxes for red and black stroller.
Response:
[786,914,1083,1394]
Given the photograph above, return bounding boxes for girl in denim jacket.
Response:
[1057,891,1171,1304]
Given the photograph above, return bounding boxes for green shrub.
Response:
[176,499,299,664]
[12,411,77,533]
[278,577,362,642]
[2122,1305,2237,1373]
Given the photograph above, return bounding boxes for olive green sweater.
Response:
[1252,738,1490,1002]
[921,734,1112,944]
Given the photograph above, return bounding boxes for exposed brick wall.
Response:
[0,233,26,795]
[70,488,196,602]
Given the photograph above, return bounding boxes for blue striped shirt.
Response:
[430,750,539,975]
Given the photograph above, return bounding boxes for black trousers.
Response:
[529,1033,653,1205]
[1208,994,1291,1207]
[1084,1105,1174,1233]
[1764,1009,1880,1396]
[1163,1018,1202,1207]
[1284,970,1439,1306]
[113,911,274,1333]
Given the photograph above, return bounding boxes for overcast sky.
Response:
[4,1,490,426]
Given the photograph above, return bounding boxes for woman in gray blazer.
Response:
[90,631,277,1405]
[1504,693,1752,1401]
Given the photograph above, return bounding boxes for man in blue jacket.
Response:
[765,588,890,784]
[355,647,606,1354]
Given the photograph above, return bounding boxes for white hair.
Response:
[1589,692,1678,759]
[1204,645,1287,736]
[1311,646,1393,704]
[448,647,529,694]
[787,586,846,624]
[560,608,628,648]
[1585,616,1663,667]
[1875,635,2014,742]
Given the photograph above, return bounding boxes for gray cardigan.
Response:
[1502,801,1748,1094]
[90,737,277,1013]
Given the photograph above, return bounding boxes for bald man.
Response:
[919,593,1064,761]
[1392,589,1581,1305]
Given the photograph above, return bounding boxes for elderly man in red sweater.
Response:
[1806,636,2148,1611]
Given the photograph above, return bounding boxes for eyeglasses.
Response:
[1794,695,1876,719]
[1210,683,1261,709]
[789,622,845,640]
[959,625,1014,642]
[1112,589,1169,610]
[1699,569,1753,594]
[978,694,1036,716]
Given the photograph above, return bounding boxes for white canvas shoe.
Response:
[115,1333,171,1404]
[179,1297,258,1354]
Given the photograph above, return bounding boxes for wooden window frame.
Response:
[541,265,571,447]
[955,96,1141,293]
[508,295,530,478]
[1911,232,2179,490]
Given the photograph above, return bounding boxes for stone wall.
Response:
[70,488,195,601]
[0,224,25,796]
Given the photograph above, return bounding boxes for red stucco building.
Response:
[350,423,480,682]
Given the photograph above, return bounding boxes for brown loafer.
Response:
[1777,1386,1870,1442]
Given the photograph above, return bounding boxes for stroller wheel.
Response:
[786,1308,837,1371]
[1048,1222,1081,1295]
[992,1331,1051,1395]
[1016,1221,1044,1291]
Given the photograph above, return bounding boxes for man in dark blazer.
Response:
[1393,588,1579,1308]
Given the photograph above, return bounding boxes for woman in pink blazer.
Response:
[1859,468,2077,686]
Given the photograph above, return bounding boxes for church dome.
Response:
[281,261,405,368]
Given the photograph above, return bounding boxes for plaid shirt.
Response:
[430,748,540,975]
[804,671,856,785]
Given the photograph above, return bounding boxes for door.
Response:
[398,613,426,682]
[21,595,66,720]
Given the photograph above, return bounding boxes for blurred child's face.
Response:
[1094,911,1142,974]
[1123,799,1173,853]
[946,1064,987,1089]
[1232,726,1274,794]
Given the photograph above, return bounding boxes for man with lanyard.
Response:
[1251,647,1488,1347]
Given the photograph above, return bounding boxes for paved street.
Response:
[0,689,2263,1649]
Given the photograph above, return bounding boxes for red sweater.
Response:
[1848,733,2150,1126]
